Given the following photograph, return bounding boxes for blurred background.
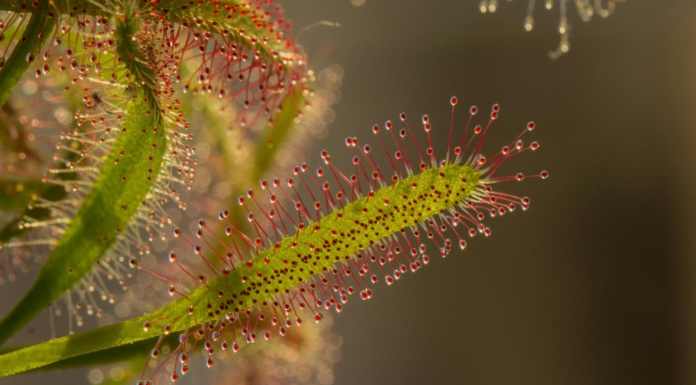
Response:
[5,0,696,384]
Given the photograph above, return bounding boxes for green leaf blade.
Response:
[0,163,482,377]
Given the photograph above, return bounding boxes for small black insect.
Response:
[91,92,103,107]
[88,92,116,114]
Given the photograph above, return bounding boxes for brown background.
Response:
[5,0,696,384]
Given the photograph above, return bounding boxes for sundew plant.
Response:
[0,1,546,384]
[480,0,622,58]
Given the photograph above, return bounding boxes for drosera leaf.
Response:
[0,164,480,377]
[0,0,55,108]
[478,0,622,58]
[0,97,548,377]
[0,101,166,347]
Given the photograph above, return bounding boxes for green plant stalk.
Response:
[0,162,479,376]
[0,0,55,108]
[0,102,166,347]
[252,88,305,182]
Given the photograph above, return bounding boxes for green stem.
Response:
[0,0,55,108]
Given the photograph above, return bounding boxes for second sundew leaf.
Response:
[0,101,166,347]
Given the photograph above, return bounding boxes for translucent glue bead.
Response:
[284,319,292,328]
[136,381,145,385]
[150,349,159,358]
[459,240,467,250]
[178,353,187,363]
[142,321,150,332]
[170,373,178,382]
[540,171,549,179]
[315,313,324,323]
[336,304,343,313]
[386,276,394,285]
[558,18,568,34]
[279,327,286,336]
[423,255,430,264]
[524,16,534,31]
[179,364,188,375]
[232,342,239,352]
[205,357,213,368]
